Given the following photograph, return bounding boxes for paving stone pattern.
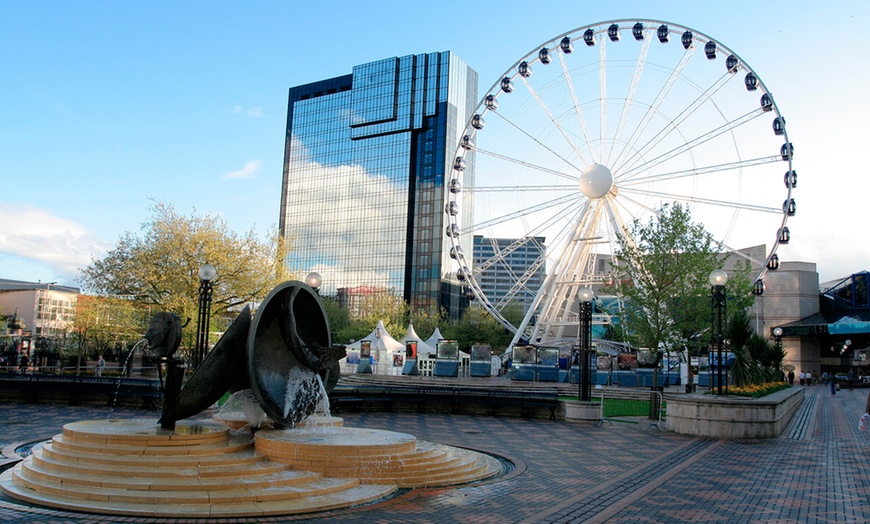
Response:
[1,385,868,523]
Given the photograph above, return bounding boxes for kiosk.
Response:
[357,340,373,374]
[510,345,537,381]
[536,346,560,382]
[470,344,493,377]
[433,340,460,377]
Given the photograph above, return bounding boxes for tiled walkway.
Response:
[1,385,868,523]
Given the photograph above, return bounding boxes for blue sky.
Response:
[1,0,866,287]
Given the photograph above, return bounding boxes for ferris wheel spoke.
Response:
[557,49,595,164]
[489,110,587,174]
[609,190,660,221]
[619,186,782,214]
[610,44,697,171]
[474,146,581,183]
[607,24,653,167]
[460,191,583,235]
[617,69,736,175]
[469,184,575,193]
[618,108,764,182]
[494,255,547,308]
[518,76,591,167]
[599,35,608,163]
[619,155,782,187]
[718,239,770,268]
[473,236,547,274]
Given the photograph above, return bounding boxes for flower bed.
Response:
[709,382,791,398]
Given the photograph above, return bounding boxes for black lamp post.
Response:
[578,287,594,401]
[194,263,216,369]
[709,269,728,395]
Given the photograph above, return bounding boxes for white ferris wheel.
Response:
[446,20,796,349]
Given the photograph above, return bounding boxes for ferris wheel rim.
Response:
[447,19,795,340]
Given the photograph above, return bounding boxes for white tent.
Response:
[424,327,446,351]
[343,320,405,373]
[400,323,436,357]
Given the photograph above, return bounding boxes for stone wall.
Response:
[666,387,804,439]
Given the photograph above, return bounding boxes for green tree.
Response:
[351,292,409,338]
[606,203,754,378]
[406,307,446,342]
[80,201,290,350]
[442,305,510,352]
[70,295,149,374]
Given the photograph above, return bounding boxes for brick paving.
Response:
[1,385,868,523]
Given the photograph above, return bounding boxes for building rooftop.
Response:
[0,278,80,294]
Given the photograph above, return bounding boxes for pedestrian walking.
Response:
[787,370,795,385]
[799,370,805,386]
[95,355,106,377]
[830,375,839,396]
[805,371,813,386]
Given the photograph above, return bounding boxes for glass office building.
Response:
[279,51,478,318]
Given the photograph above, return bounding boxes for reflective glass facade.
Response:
[280,52,478,318]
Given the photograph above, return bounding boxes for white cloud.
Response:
[223,160,262,180]
[283,138,410,293]
[0,203,111,283]
[231,105,263,117]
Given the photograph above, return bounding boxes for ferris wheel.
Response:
[446,20,796,348]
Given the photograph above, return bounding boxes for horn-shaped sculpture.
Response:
[150,281,346,430]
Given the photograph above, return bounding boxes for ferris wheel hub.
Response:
[579,163,614,199]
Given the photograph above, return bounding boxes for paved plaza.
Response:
[1,385,868,523]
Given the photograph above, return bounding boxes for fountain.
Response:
[0,281,503,518]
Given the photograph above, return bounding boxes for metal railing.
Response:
[598,387,664,430]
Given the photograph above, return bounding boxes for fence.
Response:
[597,388,664,430]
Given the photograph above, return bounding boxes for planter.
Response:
[560,400,601,422]
[666,386,804,438]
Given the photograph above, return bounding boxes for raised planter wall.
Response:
[560,400,601,422]
[666,386,804,439]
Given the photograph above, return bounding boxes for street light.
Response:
[578,287,594,401]
[709,269,728,395]
[194,263,217,369]
[305,272,322,294]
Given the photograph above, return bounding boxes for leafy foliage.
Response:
[80,201,290,348]
[606,202,753,356]
[727,308,787,387]
[69,295,150,371]
[442,304,511,352]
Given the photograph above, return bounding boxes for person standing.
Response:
[95,355,106,377]
[787,370,795,385]
[18,351,29,374]
[860,389,870,430]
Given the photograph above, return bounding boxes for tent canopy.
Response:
[345,320,404,352]
[400,323,436,356]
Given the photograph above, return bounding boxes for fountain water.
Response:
[106,337,148,417]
